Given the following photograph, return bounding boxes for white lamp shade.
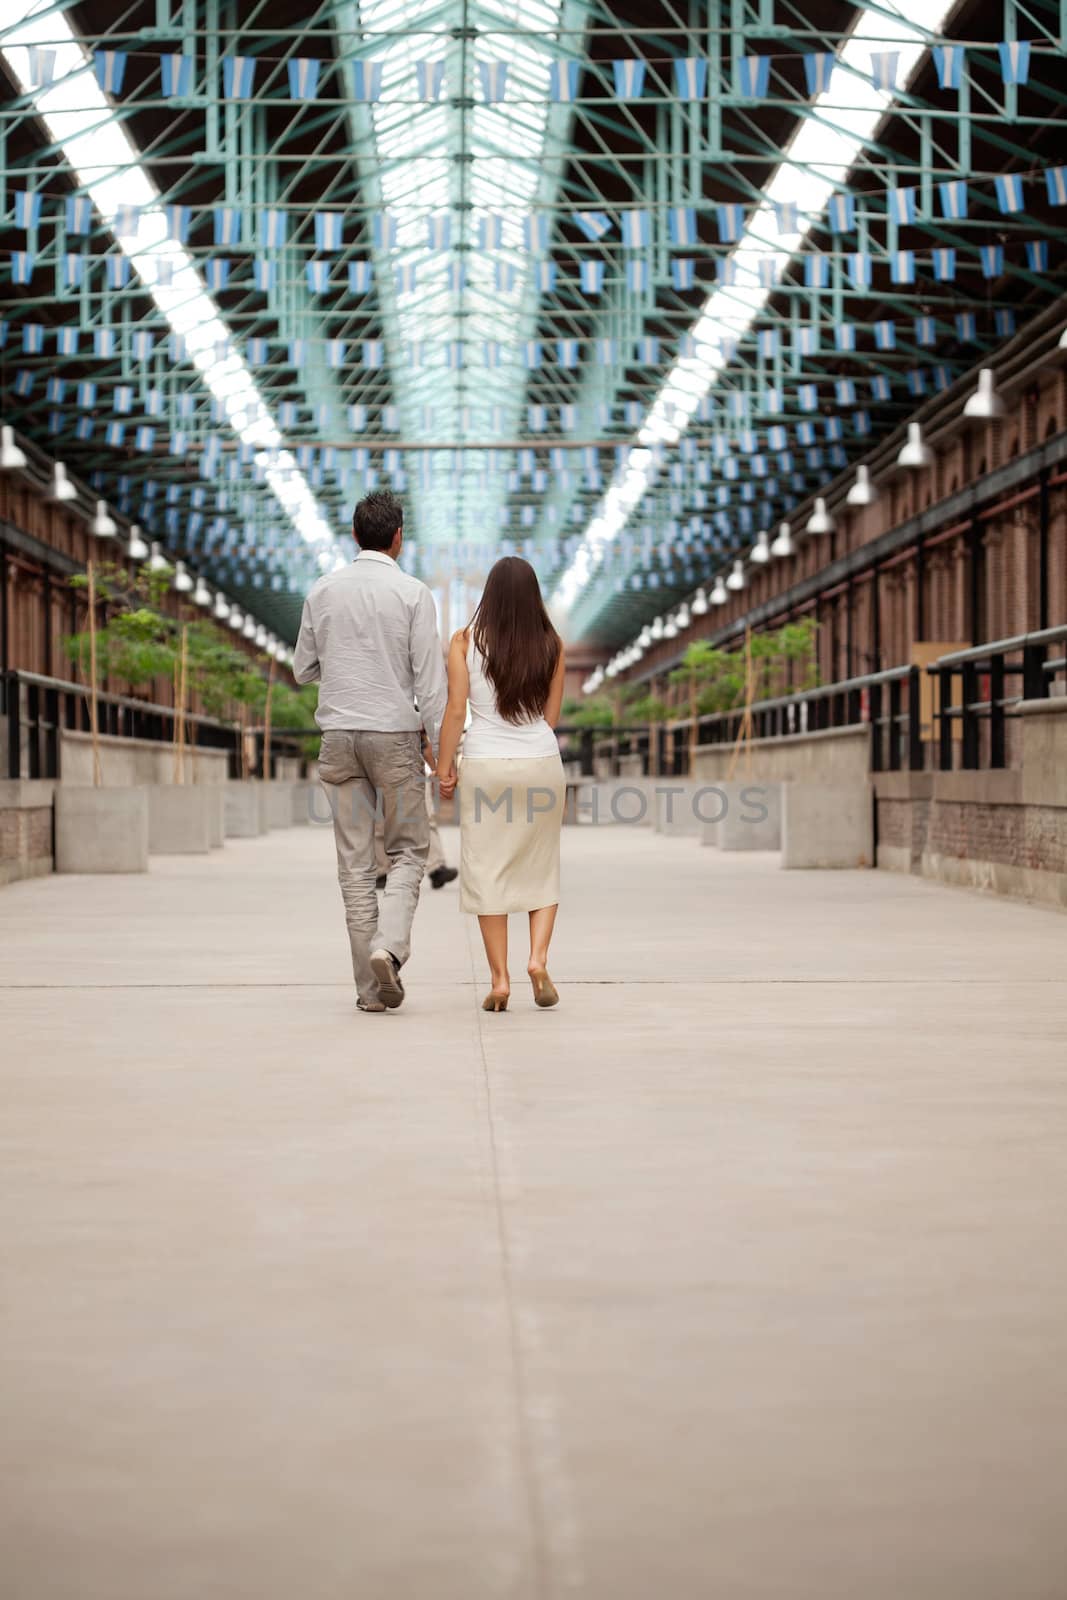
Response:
[242,616,256,639]
[846,465,879,506]
[770,520,794,558]
[213,594,230,621]
[897,421,933,468]
[675,603,690,629]
[147,541,170,572]
[229,608,243,630]
[90,500,117,538]
[127,524,149,560]
[255,625,268,647]
[710,576,728,605]
[638,626,653,646]
[173,560,193,592]
[963,368,1005,420]
[193,576,212,606]
[50,462,77,502]
[725,559,745,592]
[805,497,835,535]
[0,425,27,470]
[663,618,678,639]
[691,587,709,614]
[751,531,771,563]
[650,616,664,640]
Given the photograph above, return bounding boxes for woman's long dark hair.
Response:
[471,557,561,723]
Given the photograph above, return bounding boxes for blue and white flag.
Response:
[933,44,963,89]
[260,208,286,248]
[1045,166,1067,205]
[549,60,579,101]
[254,259,276,291]
[758,256,780,287]
[738,54,770,98]
[716,260,737,286]
[426,212,451,250]
[994,173,1024,214]
[25,46,56,87]
[672,258,695,290]
[478,60,508,102]
[105,422,125,447]
[932,247,956,281]
[835,378,856,405]
[114,384,133,413]
[14,191,41,230]
[77,380,97,408]
[482,341,503,368]
[415,59,446,101]
[352,60,384,100]
[669,206,697,246]
[66,195,93,234]
[874,320,896,350]
[597,338,616,365]
[980,243,1004,277]
[306,260,330,293]
[890,250,915,284]
[94,328,115,357]
[1025,239,1049,271]
[22,323,43,353]
[995,308,1016,337]
[998,40,1031,85]
[804,53,834,95]
[444,341,463,369]
[114,203,141,236]
[907,370,927,397]
[10,252,34,285]
[911,315,937,347]
[522,340,543,368]
[795,325,819,355]
[348,404,367,431]
[621,209,650,249]
[495,261,516,291]
[363,340,384,368]
[675,57,707,100]
[135,426,155,452]
[107,254,130,288]
[223,56,256,98]
[627,259,650,291]
[162,54,194,97]
[938,179,968,219]
[612,59,646,97]
[888,186,917,225]
[446,260,465,292]
[62,254,84,288]
[580,259,605,294]
[248,337,269,364]
[214,207,241,246]
[206,258,229,291]
[557,339,580,368]
[717,202,744,241]
[479,212,504,248]
[315,211,344,251]
[869,375,891,401]
[773,200,799,235]
[636,336,659,365]
[827,191,855,232]
[373,214,397,250]
[805,254,829,288]
[869,52,898,91]
[165,204,190,241]
[523,214,549,252]
[528,405,546,433]
[573,210,612,241]
[848,252,871,291]
[757,329,778,357]
[94,50,127,94]
[288,57,320,98]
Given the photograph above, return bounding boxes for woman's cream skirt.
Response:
[458,753,565,915]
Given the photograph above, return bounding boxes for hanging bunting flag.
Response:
[907,370,926,397]
[932,246,956,280]
[716,260,737,285]
[77,380,97,408]
[848,252,871,291]
[105,422,125,447]
[306,260,330,293]
[65,195,92,234]
[888,186,917,225]
[994,173,1025,214]
[205,258,230,291]
[106,254,130,288]
[1045,167,1067,206]
[373,214,397,250]
[426,212,451,250]
[363,341,384,368]
[804,54,834,95]
[25,46,56,87]
[573,210,612,240]
[874,320,896,350]
[214,207,242,246]
[94,328,115,357]
[737,55,770,98]
[773,200,798,236]
[580,260,605,293]
[22,324,43,354]
[757,329,778,358]
[557,340,579,368]
[260,208,286,248]
[672,258,695,290]
[483,341,503,368]
[598,340,616,366]
[716,202,745,241]
[446,260,465,291]
[805,254,829,288]
[94,50,127,94]
[537,258,556,291]
[933,44,963,89]
[164,204,190,241]
[351,60,384,100]
[161,54,194,97]
[668,206,697,246]
[495,261,517,291]
[522,341,543,369]
[827,192,855,232]
[11,252,35,284]
[14,191,42,230]
[478,60,508,102]
[443,341,463,368]
[248,337,269,364]
[479,212,504,249]
[914,316,937,346]
[621,210,650,249]
[796,325,819,355]
[348,405,367,431]
[835,378,856,405]
[890,250,915,283]
[62,254,84,288]
[549,60,580,102]
[998,40,1031,85]
[674,57,707,100]
[223,56,256,99]
[114,384,133,414]
[414,59,446,101]
[315,212,344,251]
[869,375,891,401]
[980,243,1004,277]
[612,59,646,97]
[627,259,650,291]
[995,308,1016,337]
[114,202,140,236]
[348,260,373,293]
[758,257,780,287]
[254,259,276,291]
[938,179,968,219]
[1025,239,1050,271]
[288,58,321,99]
[869,52,899,91]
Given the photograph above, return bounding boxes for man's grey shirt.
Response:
[292,550,447,747]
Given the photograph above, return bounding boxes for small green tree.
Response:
[561,694,615,730]
[65,562,179,693]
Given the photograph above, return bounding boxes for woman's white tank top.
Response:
[463,633,559,760]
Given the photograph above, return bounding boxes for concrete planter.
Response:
[262,781,296,829]
[206,786,225,848]
[224,782,263,838]
[290,781,314,826]
[700,781,781,850]
[653,783,704,837]
[782,784,873,869]
[54,786,148,874]
[571,779,658,827]
[146,785,214,855]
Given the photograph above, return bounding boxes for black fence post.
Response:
[869,680,883,772]
[579,728,594,776]
[938,667,954,771]
[907,667,922,772]
[888,676,902,771]
[961,661,979,770]
[6,673,20,780]
[988,654,1006,769]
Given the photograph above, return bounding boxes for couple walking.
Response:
[293,490,566,1014]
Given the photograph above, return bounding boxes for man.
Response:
[293,490,446,1013]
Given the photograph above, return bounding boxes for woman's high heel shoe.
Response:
[528,968,559,1008]
[482,992,509,1013]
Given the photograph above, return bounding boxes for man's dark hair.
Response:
[353,490,403,552]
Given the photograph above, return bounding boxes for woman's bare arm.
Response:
[436,630,470,795]
[544,644,566,729]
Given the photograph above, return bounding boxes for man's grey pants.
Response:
[317,730,429,1003]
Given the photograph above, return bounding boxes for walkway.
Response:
[1,822,1066,1599]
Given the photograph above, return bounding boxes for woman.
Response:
[436,557,566,1013]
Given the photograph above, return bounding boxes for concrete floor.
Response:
[1,823,1066,1599]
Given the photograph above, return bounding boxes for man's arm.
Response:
[410,587,447,754]
[292,598,321,684]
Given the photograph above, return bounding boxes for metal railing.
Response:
[932,623,1067,771]
[1,670,311,782]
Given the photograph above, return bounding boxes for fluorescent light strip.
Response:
[2,0,339,569]
[553,0,958,613]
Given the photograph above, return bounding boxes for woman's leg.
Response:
[478,914,510,996]
[527,904,558,975]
